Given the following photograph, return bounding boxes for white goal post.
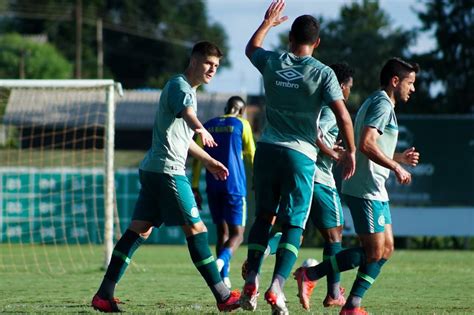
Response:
[0,79,122,272]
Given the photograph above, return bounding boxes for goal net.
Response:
[0,80,120,273]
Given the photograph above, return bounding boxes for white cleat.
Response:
[240,283,259,311]
[265,290,289,315]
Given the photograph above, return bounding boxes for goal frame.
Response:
[0,79,121,269]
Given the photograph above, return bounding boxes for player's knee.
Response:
[365,248,384,262]
[128,220,153,238]
[384,243,395,259]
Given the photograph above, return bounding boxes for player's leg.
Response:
[92,170,161,312]
[341,200,393,314]
[161,175,239,311]
[266,147,315,313]
[241,143,279,310]
[311,182,346,306]
[207,190,227,264]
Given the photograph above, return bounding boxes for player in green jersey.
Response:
[91,41,241,313]
[294,57,420,315]
[240,1,356,314]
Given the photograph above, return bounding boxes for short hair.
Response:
[191,41,223,58]
[380,57,420,86]
[329,63,354,85]
[225,96,246,114]
[290,15,320,45]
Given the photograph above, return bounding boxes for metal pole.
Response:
[97,18,103,79]
[103,84,115,268]
[75,0,82,79]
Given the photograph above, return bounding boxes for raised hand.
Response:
[264,0,288,27]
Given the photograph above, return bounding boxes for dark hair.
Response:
[380,57,420,86]
[290,15,320,45]
[329,63,354,85]
[191,41,223,58]
[225,96,246,114]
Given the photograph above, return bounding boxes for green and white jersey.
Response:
[251,48,343,161]
[140,74,196,175]
[342,90,398,201]
[314,105,338,188]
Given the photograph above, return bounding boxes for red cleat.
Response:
[91,294,122,312]
[293,267,317,310]
[239,283,259,311]
[264,290,288,315]
[323,286,346,307]
[340,306,369,315]
[217,289,241,312]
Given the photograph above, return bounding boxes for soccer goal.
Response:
[0,80,122,273]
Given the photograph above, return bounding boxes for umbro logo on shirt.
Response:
[275,68,303,89]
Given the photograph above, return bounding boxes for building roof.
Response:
[2,88,240,130]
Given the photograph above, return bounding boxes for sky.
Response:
[205,0,435,95]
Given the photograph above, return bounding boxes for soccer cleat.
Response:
[323,287,346,307]
[239,283,259,311]
[293,267,317,310]
[217,289,241,312]
[264,290,289,315]
[91,294,122,313]
[339,306,369,315]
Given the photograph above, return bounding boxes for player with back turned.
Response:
[240,1,356,314]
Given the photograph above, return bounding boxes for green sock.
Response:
[274,226,303,279]
[99,229,145,299]
[307,247,365,281]
[187,232,228,302]
[247,217,273,277]
[349,258,387,299]
[323,242,342,296]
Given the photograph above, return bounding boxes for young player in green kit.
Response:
[240,1,356,314]
[91,41,240,313]
[294,57,420,315]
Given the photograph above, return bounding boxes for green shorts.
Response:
[254,143,315,229]
[310,182,344,229]
[132,170,201,227]
[344,194,391,234]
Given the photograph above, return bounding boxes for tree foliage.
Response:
[414,0,474,113]
[0,33,72,79]
[0,0,228,88]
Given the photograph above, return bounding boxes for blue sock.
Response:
[218,247,232,266]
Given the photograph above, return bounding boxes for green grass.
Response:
[1,245,473,314]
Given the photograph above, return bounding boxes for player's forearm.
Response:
[188,140,212,163]
[332,104,355,153]
[360,141,399,171]
[246,20,272,58]
[182,107,205,133]
[316,138,338,160]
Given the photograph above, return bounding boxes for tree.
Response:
[277,0,416,112]
[0,33,72,79]
[0,0,229,88]
[415,0,474,113]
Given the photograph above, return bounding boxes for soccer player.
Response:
[294,57,420,315]
[191,96,256,288]
[240,1,356,314]
[91,41,240,313]
[310,63,354,308]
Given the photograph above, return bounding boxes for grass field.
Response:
[1,245,473,314]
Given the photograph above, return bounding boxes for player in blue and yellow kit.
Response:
[192,96,255,288]
[295,57,420,315]
[240,1,356,313]
[91,41,241,313]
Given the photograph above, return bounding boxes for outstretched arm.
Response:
[181,106,217,147]
[360,126,411,184]
[245,0,288,59]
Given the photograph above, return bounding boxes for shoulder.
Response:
[167,75,193,94]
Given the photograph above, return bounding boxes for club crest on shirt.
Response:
[190,207,200,218]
